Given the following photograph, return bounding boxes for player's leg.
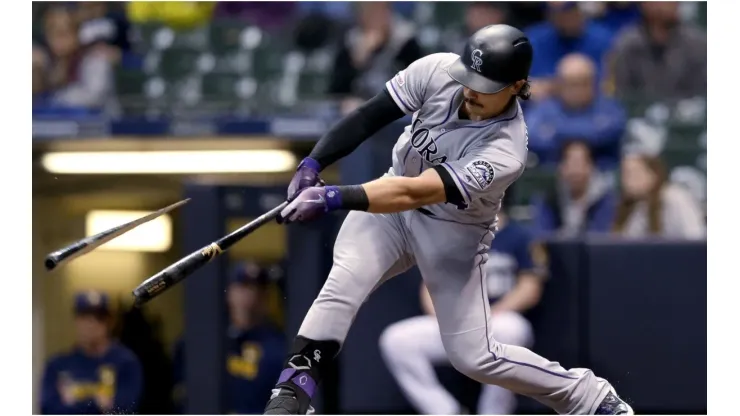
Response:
[476,311,533,415]
[379,315,463,414]
[408,211,631,415]
[266,211,415,415]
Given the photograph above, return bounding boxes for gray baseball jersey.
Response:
[385,52,529,226]
[295,53,614,415]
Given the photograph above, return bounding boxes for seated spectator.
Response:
[76,2,132,66]
[526,53,627,169]
[33,6,116,111]
[380,208,546,415]
[328,2,423,112]
[531,141,618,239]
[40,291,143,414]
[612,153,705,239]
[173,262,286,414]
[608,1,706,100]
[525,2,613,101]
[587,2,641,37]
[443,2,511,54]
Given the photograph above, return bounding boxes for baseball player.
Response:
[265,25,633,415]
[379,208,545,415]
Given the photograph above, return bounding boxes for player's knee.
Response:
[379,322,413,360]
[443,331,503,382]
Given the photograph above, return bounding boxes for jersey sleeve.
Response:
[433,142,525,208]
[384,54,443,115]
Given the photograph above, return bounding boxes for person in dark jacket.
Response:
[525,53,627,170]
[524,2,614,100]
[531,141,617,238]
[173,262,286,414]
[40,291,143,414]
[328,1,423,112]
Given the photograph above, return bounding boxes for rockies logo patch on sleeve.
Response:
[465,160,496,189]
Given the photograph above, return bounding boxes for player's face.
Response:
[463,81,524,120]
[45,10,78,58]
[621,155,657,198]
[74,314,108,345]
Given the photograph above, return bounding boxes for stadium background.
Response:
[31,2,707,415]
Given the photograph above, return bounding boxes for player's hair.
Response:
[612,154,668,235]
[559,140,595,164]
[517,80,531,101]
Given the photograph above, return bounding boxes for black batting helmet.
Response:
[448,24,533,94]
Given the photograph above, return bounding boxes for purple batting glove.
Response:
[278,186,343,224]
[287,158,322,200]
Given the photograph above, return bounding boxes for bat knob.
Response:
[44,255,60,271]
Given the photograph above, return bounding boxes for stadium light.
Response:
[41,150,297,174]
[85,210,172,252]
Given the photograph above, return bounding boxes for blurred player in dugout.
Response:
[40,290,143,414]
[173,262,287,414]
[380,203,547,414]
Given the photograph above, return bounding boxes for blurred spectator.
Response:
[214,2,296,31]
[531,141,618,239]
[380,210,545,415]
[525,2,613,101]
[444,2,511,54]
[173,262,286,414]
[608,1,707,100]
[586,2,641,37]
[76,2,132,66]
[526,53,627,169]
[126,2,215,30]
[40,291,143,414]
[298,1,353,22]
[328,2,423,111]
[33,7,116,111]
[613,153,705,239]
[507,2,548,30]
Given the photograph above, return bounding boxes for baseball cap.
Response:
[74,290,111,315]
[229,262,270,286]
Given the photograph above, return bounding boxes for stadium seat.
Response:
[159,47,202,80]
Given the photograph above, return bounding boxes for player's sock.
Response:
[266,336,340,414]
[594,389,634,415]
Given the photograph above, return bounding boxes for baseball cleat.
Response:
[264,388,315,415]
[594,389,634,415]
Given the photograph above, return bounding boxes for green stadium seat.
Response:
[115,69,148,97]
[209,20,249,54]
[251,47,285,80]
[297,73,329,99]
[159,48,202,80]
[666,124,706,148]
[432,2,466,29]
[661,146,706,172]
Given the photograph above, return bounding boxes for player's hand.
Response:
[278,187,333,224]
[287,158,323,201]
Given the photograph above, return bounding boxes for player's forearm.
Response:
[362,175,446,213]
[308,90,405,170]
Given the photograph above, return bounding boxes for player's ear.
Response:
[510,80,526,95]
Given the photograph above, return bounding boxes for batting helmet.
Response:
[448,24,533,94]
